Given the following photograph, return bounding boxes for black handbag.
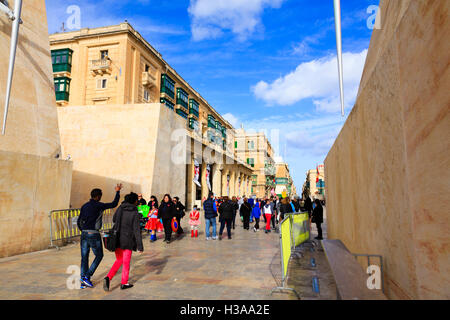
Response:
[103,209,123,252]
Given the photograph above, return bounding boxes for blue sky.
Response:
[46,0,379,192]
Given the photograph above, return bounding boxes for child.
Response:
[138,199,150,233]
[189,206,201,238]
[251,200,262,232]
[145,202,159,242]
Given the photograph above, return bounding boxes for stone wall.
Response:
[324,0,449,299]
[0,150,72,257]
[57,103,187,208]
[0,0,73,257]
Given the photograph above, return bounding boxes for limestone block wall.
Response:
[324,0,449,299]
[57,103,187,208]
[0,151,72,257]
[0,0,73,257]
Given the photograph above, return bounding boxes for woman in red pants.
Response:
[262,201,273,233]
[103,192,143,291]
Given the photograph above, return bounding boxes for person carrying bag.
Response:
[103,193,144,291]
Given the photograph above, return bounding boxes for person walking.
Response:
[137,199,150,233]
[311,199,324,240]
[304,196,313,218]
[276,196,281,223]
[149,195,163,233]
[262,200,273,233]
[270,197,277,230]
[231,196,239,230]
[279,197,293,222]
[203,192,218,240]
[158,194,176,243]
[145,201,159,242]
[103,192,143,291]
[77,183,122,289]
[218,197,234,240]
[189,205,201,238]
[251,199,262,232]
[173,196,185,235]
[240,198,252,230]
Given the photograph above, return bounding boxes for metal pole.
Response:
[333,0,345,117]
[2,0,22,135]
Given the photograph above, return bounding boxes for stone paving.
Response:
[0,209,335,300]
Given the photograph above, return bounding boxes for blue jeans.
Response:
[80,232,103,279]
[205,218,217,238]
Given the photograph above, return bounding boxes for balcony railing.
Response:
[90,59,111,75]
[142,71,156,87]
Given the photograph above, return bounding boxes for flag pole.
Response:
[333,0,345,117]
[2,0,23,135]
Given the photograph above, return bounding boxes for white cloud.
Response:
[252,49,368,113]
[223,112,240,128]
[188,0,284,41]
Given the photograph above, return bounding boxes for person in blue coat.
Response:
[251,200,262,232]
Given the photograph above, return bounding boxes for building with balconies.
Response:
[275,159,296,198]
[49,22,252,209]
[303,165,325,200]
[234,128,276,198]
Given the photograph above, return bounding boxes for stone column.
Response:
[212,164,222,197]
[230,169,236,198]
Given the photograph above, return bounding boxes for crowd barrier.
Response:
[49,208,114,249]
[271,212,310,298]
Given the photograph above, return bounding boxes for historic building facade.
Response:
[50,22,252,209]
[303,165,325,200]
[234,129,277,198]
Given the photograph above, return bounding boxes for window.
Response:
[145,64,150,72]
[189,99,199,117]
[100,50,109,59]
[248,140,255,149]
[96,78,107,89]
[144,89,150,102]
[176,88,189,109]
[234,141,237,149]
[247,158,255,167]
[207,115,216,128]
[51,48,73,73]
[189,118,199,131]
[161,74,175,99]
[160,97,174,110]
[54,77,71,101]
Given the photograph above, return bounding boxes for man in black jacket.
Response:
[311,199,324,240]
[78,183,122,288]
[173,197,185,235]
[239,198,252,230]
[218,197,234,240]
[304,196,313,218]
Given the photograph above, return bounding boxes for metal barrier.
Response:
[271,212,310,299]
[49,208,114,249]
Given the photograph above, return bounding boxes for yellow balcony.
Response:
[142,71,157,88]
[90,59,111,75]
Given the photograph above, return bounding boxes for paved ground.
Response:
[0,208,335,300]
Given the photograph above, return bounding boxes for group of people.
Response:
[76,184,323,291]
